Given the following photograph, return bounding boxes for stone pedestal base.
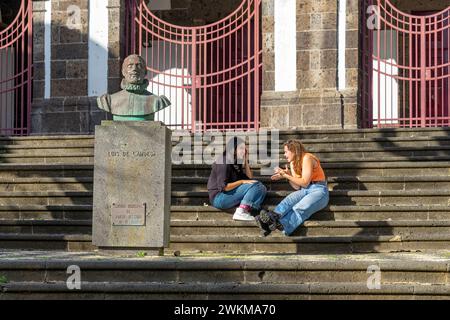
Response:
[97,247,164,257]
[92,121,172,252]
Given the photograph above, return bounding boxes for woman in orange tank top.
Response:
[255,139,329,236]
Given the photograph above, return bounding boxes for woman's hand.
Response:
[271,174,283,181]
[274,165,290,178]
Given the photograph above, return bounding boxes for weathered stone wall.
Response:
[50,0,88,98]
[260,0,358,130]
[31,0,122,134]
[30,0,446,134]
[30,0,244,134]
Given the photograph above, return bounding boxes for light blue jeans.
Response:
[212,181,267,211]
[275,183,329,236]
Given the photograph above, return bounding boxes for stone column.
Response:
[107,0,124,93]
[32,0,46,101]
[260,0,300,129]
[344,0,360,129]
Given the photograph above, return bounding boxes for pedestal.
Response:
[92,121,171,255]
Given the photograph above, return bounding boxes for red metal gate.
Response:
[0,0,32,136]
[126,0,262,132]
[361,0,450,128]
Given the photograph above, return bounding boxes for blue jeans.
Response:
[275,183,329,236]
[212,181,267,211]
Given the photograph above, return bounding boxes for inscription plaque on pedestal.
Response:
[92,121,171,253]
[111,204,146,226]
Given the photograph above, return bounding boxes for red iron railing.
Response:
[126,0,262,132]
[361,0,450,128]
[0,0,32,136]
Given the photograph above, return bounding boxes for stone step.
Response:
[180,136,450,149]
[0,155,93,164]
[169,220,450,237]
[0,178,93,192]
[5,149,450,164]
[4,132,450,151]
[1,219,449,238]
[0,189,448,206]
[0,219,91,235]
[0,251,447,283]
[3,162,449,180]
[1,204,449,222]
[173,162,450,177]
[0,145,93,154]
[173,137,450,159]
[0,191,92,206]
[0,136,94,147]
[179,149,450,160]
[172,190,450,206]
[0,232,449,253]
[3,127,446,146]
[2,281,449,299]
[0,128,445,148]
[173,176,450,191]
[3,148,450,164]
[277,127,450,138]
[0,164,93,178]
[7,135,450,148]
[1,176,449,192]
[169,233,450,254]
[6,177,447,191]
[181,142,450,154]
[172,205,450,221]
[0,233,93,251]
[174,127,450,140]
[2,154,450,165]
[2,132,450,147]
[0,204,92,220]
[0,251,449,299]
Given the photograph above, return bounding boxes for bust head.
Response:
[122,54,147,85]
[97,53,171,119]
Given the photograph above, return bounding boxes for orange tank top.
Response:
[290,153,326,182]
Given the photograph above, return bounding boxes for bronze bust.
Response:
[97,54,171,121]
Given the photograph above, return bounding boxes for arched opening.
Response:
[0,0,21,30]
[125,0,262,132]
[149,0,243,27]
[389,0,449,13]
[360,0,449,128]
[0,0,32,136]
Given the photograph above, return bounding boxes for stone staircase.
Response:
[0,128,449,298]
[1,250,449,299]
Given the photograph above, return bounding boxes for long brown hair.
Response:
[284,139,306,174]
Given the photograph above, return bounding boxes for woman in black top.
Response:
[207,137,267,221]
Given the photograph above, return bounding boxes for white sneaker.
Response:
[232,207,255,221]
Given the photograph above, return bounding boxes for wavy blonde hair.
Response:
[284,139,307,175]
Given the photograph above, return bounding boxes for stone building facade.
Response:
[260,0,449,130]
[1,0,448,134]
